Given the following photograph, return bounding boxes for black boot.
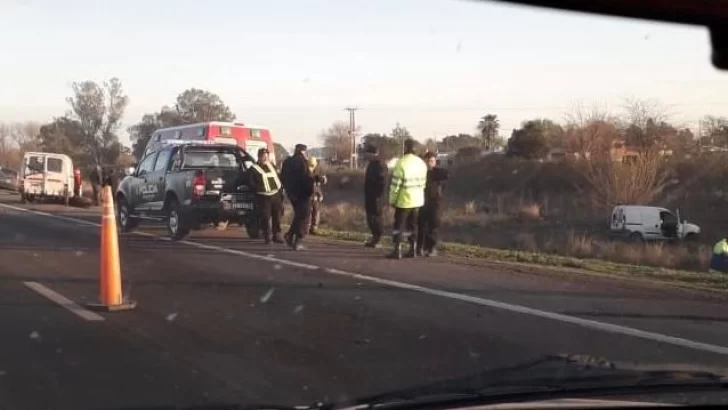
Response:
[365,236,381,248]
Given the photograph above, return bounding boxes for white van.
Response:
[609,205,700,242]
[19,152,75,205]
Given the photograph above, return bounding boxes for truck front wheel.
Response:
[245,214,260,239]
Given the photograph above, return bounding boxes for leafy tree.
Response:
[128,89,235,160]
[438,134,480,152]
[477,114,500,150]
[38,117,86,165]
[174,88,236,124]
[66,77,129,166]
[506,120,551,159]
[699,115,728,147]
[360,133,399,160]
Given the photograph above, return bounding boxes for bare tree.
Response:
[577,151,671,210]
[564,103,618,158]
[621,97,672,151]
[0,121,41,170]
[319,121,360,162]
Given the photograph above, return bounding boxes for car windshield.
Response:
[4,1,728,409]
[183,150,239,168]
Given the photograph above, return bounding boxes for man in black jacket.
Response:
[281,144,314,250]
[363,144,388,248]
[417,151,448,257]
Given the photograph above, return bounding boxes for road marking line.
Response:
[24,281,105,322]
[6,202,728,355]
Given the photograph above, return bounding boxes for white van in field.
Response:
[19,152,75,205]
[609,205,700,242]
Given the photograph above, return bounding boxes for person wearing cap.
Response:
[307,156,328,235]
[417,151,448,257]
[363,144,388,248]
[280,143,315,250]
[249,147,284,244]
[387,139,428,259]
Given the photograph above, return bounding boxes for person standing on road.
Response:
[281,144,314,250]
[417,151,448,257]
[710,237,728,273]
[250,148,285,245]
[307,156,327,235]
[363,144,387,248]
[387,139,428,259]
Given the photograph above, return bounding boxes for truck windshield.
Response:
[183,150,239,168]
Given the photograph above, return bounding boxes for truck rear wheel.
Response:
[167,199,190,241]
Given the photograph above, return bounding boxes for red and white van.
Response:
[143,122,275,163]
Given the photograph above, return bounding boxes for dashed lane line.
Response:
[24,281,105,321]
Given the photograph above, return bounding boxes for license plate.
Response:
[233,202,253,210]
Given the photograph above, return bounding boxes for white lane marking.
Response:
[24,282,105,322]
[5,202,728,355]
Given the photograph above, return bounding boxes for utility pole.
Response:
[345,107,359,169]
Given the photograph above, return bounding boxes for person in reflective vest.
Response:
[710,237,728,273]
[250,148,284,244]
[307,156,327,235]
[388,139,428,259]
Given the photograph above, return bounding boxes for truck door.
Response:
[146,149,173,212]
[131,152,159,212]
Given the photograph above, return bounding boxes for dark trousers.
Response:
[365,197,384,243]
[392,207,419,245]
[257,192,283,239]
[711,254,728,273]
[417,203,440,252]
[288,196,312,240]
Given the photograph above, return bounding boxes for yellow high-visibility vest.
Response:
[251,163,282,195]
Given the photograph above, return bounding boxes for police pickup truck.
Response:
[115,141,260,240]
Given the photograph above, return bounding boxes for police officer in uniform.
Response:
[388,139,428,259]
[363,144,387,248]
[307,156,327,235]
[281,144,315,250]
[417,151,448,257]
[250,148,284,244]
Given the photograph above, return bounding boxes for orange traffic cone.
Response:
[85,185,136,311]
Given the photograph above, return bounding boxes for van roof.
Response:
[23,152,72,160]
[613,205,670,213]
[154,122,270,132]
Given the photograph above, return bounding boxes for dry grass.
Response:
[312,199,713,273]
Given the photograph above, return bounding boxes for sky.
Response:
[1,0,727,150]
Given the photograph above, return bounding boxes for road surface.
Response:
[2,190,728,409]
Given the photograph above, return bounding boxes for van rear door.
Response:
[22,154,45,195]
[43,156,67,197]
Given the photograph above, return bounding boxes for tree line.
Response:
[317,98,728,163]
[0,79,290,173]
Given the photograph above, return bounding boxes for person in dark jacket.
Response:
[417,151,448,257]
[280,144,314,250]
[363,144,388,248]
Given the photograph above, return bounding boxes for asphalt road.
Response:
[3,190,728,409]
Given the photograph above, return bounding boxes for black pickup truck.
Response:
[115,142,260,240]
